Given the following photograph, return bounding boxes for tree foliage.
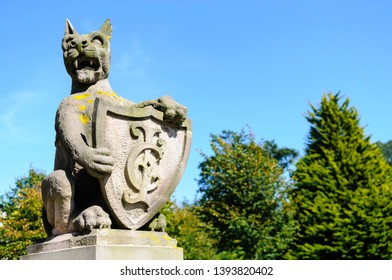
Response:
[0,168,47,260]
[197,129,296,259]
[262,140,299,171]
[163,200,217,260]
[375,140,392,166]
[288,93,392,259]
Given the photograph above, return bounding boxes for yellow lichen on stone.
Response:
[73,93,91,100]
[97,90,124,105]
[79,114,89,125]
[79,105,86,111]
[144,231,164,245]
[97,90,118,97]
[87,99,94,104]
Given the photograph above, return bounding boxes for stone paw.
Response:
[137,95,188,125]
[72,205,112,233]
[158,95,188,125]
[147,213,166,232]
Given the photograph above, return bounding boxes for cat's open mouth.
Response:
[74,57,100,72]
[74,57,102,84]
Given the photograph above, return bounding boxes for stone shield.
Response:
[92,98,192,229]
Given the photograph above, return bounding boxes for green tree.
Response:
[288,93,392,259]
[375,140,392,166]
[197,129,296,259]
[0,168,47,260]
[262,140,299,171]
[163,200,217,259]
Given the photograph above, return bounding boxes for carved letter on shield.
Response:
[92,98,192,230]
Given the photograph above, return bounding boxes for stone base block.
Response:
[20,229,183,260]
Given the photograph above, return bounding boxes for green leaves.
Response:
[197,129,296,259]
[289,93,392,259]
[162,200,218,260]
[376,140,392,165]
[0,168,47,260]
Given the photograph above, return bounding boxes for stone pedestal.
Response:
[20,229,183,260]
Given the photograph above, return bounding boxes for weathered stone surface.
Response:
[94,98,191,229]
[40,18,191,237]
[21,229,183,260]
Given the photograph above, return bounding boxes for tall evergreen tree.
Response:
[288,93,392,259]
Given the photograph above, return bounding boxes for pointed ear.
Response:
[99,19,112,40]
[65,19,78,35]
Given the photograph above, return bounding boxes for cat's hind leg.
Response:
[41,170,75,236]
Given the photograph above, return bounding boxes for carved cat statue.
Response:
[41,19,186,236]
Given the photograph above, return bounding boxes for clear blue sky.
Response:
[1,0,392,202]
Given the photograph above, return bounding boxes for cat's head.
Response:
[62,19,112,85]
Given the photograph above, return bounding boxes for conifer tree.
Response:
[288,93,392,259]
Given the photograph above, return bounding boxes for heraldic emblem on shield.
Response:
[92,98,192,230]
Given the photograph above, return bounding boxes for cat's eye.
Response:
[67,39,76,47]
[92,36,104,46]
[66,38,76,48]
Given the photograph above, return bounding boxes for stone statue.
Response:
[41,19,191,236]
